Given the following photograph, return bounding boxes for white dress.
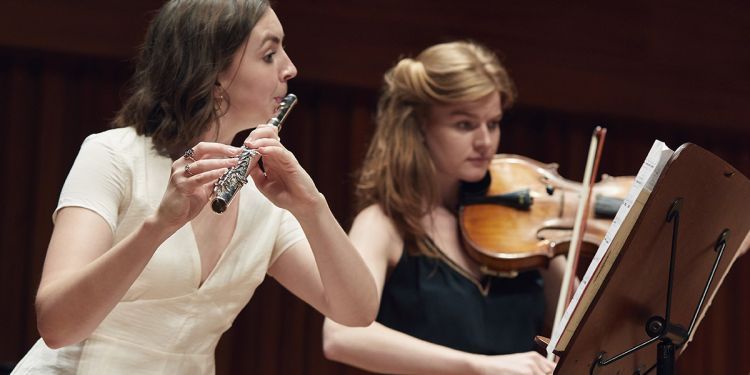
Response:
[12,127,305,374]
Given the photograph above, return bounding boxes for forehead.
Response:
[430,91,502,119]
[248,8,283,46]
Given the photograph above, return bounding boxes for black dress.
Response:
[376,240,546,355]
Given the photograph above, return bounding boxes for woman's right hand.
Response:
[469,351,555,375]
[156,142,240,228]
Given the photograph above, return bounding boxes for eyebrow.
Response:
[259,34,283,48]
[448,110,502,119]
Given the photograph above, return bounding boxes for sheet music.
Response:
[547,140,674,354]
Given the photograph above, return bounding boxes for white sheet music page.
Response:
[546,140,674,354]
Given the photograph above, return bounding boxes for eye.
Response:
[487,119,502,130]
[455,121,475,131]
[263,51,276,63]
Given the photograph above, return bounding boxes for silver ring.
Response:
[184,163,194,176]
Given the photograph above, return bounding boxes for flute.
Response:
[211,93,298,214]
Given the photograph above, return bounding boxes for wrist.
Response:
[462,352,485,375]
[142,214,182,240]
[289,192,328,222]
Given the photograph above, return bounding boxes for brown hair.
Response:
[357,41,516,255]
[112,0,270,159]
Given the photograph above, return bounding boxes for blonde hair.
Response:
[356,41,516,256]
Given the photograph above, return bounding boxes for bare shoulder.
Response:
[353,204,395,228]
[350,204,403,265]
[351,204,400,242]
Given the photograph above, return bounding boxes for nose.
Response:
[474,123,492,149]
[281,51,297,82]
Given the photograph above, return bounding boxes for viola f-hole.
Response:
[211,93,298,214]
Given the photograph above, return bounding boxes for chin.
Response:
[461,171,487,183]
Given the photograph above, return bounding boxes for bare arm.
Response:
[249,125,378,326]
[325,319,479,374]
[267,196,378,327]
[36,209,177,348]
[321,205,555,375]
[36,142,239,348]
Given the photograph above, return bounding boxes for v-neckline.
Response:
[424,238,491,296]
[189,194,243,290]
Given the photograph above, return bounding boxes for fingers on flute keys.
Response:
[180,143,241,179]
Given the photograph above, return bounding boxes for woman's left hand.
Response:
[244,124,322,215]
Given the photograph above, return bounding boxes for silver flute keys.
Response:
[268,93,297,132]
[211,93,298,214]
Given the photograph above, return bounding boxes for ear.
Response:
[214,81,226,96]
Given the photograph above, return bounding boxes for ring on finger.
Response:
[183,148,196,163]
[184,163,195,177]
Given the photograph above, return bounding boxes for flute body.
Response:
[211,93,298,214]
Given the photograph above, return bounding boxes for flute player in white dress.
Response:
[12,1,377,373]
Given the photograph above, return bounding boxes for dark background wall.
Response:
[1,1,748,373]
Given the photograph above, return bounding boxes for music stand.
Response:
[550,143,750,374]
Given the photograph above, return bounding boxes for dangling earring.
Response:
[212,83,227,142]
[214,82,226,116]
[214,94,224,116]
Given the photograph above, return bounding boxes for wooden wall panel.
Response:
[273,1,750,132]
[2,1,749,132]
[1,49,749,375]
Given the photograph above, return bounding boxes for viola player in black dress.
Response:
[322,41,563,374]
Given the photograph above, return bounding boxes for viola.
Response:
[458,154,634,276]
